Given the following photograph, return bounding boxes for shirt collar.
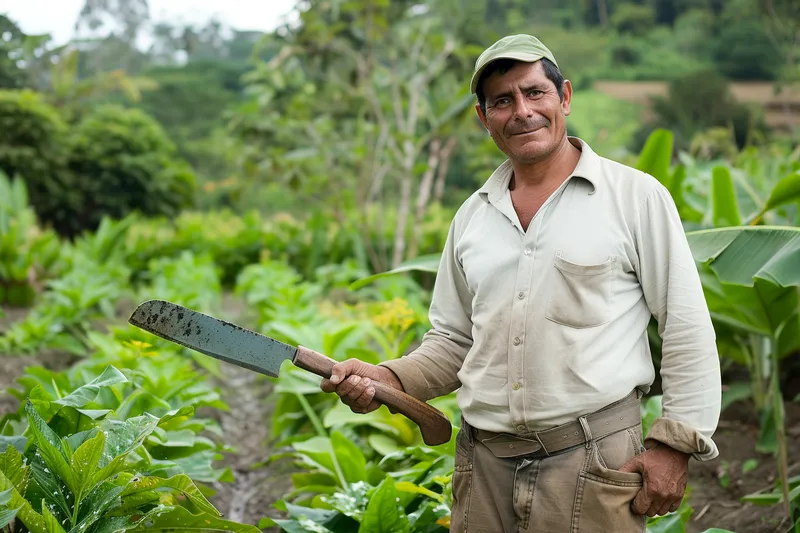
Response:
[478,136,601,204]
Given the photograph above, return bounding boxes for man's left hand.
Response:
[618,442,690,517]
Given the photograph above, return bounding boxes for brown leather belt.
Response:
[471,391,642,458]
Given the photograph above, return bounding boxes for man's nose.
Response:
[512,94,533,119]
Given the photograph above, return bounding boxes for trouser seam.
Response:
[516,459,539,533]
[570,437,596,532]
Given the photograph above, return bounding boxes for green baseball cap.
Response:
[470,34,559,94]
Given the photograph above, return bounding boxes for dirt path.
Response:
[205,293,293,529]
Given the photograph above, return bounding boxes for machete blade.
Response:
[128,299,297,377]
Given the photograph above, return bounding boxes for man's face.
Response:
[476,60,572,165]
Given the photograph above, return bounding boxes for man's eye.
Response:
[528,90,542,97]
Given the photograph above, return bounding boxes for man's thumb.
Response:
[329,359,360,384]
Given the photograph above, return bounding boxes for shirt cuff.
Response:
[644,417,719,461]
[378,359,432,401]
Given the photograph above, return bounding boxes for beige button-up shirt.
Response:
[381,137,721,460]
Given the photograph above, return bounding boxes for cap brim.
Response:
[470,51,547,94]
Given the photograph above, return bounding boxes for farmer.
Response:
[321,34,721,533]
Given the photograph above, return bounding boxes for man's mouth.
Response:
[511,128,541,136]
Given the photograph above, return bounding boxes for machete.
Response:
[128,299,452,446]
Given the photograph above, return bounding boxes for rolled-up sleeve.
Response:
[633,184,722,461]
[379,219,474,401]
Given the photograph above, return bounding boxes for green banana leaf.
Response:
[685,226,800,287]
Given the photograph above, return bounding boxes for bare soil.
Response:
[593,80,800,130]
[685,400,800,533]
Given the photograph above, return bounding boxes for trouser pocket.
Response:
[572,437,646,533]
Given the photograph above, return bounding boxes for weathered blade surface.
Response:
[128,299,297,377]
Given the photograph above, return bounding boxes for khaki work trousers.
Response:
[450,404,648,532]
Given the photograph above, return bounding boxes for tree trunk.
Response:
[433,137,457,203]
[407,138,442,260]
[392,140,416,268]
[597,0,608,26]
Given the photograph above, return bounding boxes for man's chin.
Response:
[509,140,553,163]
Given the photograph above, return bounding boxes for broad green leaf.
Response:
[369,434,406,456]
[71,430,106,497]
[721,382,752,412]
[54,366,127,408]
[349,254,441,290]
[0,506,21,528]
[687,226,800,287]
[120,474,219,517]
[711,166,741,227]
[359,477,409,533]
[290,472,338,489]
[24,401,77,495]
[29,456,72,518]
[89,515,136,533]
[323,401,400,435]
[74,483,125,532]
[636,128,673,188]
[42,503,67,533]
[646,512,685,533]
[331,431,366,484]
[275,502,342,533]
[0,436,26,453]
[155,406,195,429]
[762,172,800,214]
[0,469,46,533]
[292,437,337,477]
[125,504,261,532]
[0,487,10,506]
[669,164,687,211]
[395,481,444,503]
[75,409,112,420]
[90,415,161,486]
[0,444,29,493]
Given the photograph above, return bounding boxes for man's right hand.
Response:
[321,360,404,414]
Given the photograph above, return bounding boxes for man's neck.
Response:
[509,137,581,192]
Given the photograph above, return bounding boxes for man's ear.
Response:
[561,79,573,117]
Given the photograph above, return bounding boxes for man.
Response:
[321,34,721,533]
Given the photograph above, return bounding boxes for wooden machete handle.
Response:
[293,345,452,446]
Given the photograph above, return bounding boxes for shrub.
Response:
[629,70,770,153]
[0,90,68,219]
[60,105,196,237]
[713,19,783,81]
[610,4,655,36]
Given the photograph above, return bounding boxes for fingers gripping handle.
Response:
[294,345,452,446]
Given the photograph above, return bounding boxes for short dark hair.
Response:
[476,57,564,114]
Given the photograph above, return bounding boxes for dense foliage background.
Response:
[0,0,798,532]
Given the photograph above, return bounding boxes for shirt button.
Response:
[517,292,524,299]
[523,247,532,256]
[513,337,521,346]
[512,382,521,391]
[517,424,526,432]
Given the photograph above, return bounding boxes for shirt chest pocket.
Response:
[545,250,616,328]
